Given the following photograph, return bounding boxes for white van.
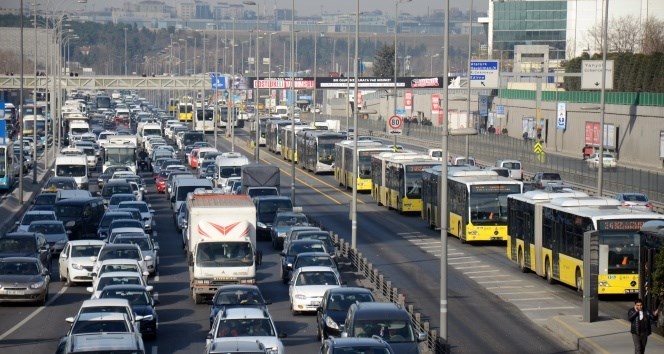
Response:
[495,159,523,180]
[55,155,89,189]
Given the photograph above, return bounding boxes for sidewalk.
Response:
[545,315,664,354]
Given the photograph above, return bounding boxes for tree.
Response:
[373,44,394,77]
[642,16,664,54]
[653,248,664,306]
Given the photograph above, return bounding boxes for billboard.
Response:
[585,121,616,149]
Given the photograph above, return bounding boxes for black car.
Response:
[31,192,58,212]
[207,284,271,329]
[280,239,328,283]
[53,197,105,240]
[0,232,52,271]
[98,284,159,339]
[42,177,77,192]
[254,196,294,239]
[317,287,375,341]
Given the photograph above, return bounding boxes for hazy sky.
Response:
[55,0,489,17]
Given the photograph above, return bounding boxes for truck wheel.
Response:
[193,292,204,304]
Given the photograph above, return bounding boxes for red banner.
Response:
[405,90,413,111]
[357,91,363,107]
[585,122,600,145]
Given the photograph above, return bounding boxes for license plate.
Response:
[310,301,321,306]
[7,290,24,295]
[625,289,639,294]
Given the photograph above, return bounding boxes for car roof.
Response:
[81,298,131,308]
[98,258,141,265]
[351,302,410,319]
[75,312,129,322]
[54,197,102,205]
[0,256,41,263]
[24,210,56,215]
[28,220,64,225]
[101,244,141,250]
[295,266,337,273]
[98,271,143,278]
[99,284,149,292]
[222,307,270,319]
[4,232,41,238]
[68,240,106,246]
[326,336,392,348]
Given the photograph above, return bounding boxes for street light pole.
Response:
[440,0,450,343]
[351,0,360,249]
[598,0,609,196]
[32,2,39,184]
[430,53,439,76]
[19,0,24,204]
[123,27,128,75]
[243,0,260,162]
[290,0,296,204]
[393,0,412,148]
[313,32,318,122]
[465,0,473,159]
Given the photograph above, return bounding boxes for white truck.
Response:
[214,152,250,189]
[184,191,262,304]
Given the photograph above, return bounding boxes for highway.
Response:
[0,124,638,353]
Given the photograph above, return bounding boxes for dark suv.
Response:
[0,232,52,270]
[253,196,293,240]
[320,336,395,354]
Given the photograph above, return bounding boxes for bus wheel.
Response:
[428,210,435,230]
[575,268,582,291]
[459,222,466,243]
[518,249,526,273]
[545,260,554,284]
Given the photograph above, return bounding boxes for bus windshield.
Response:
[196,109,214,121]
[0,147,6,178]
[602,231,639,274]
[317,143,335,165]
[218,166,242,179]
[469,184,521,224]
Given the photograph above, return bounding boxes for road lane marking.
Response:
[493,291,548,295]
[0,285,69,341]
[477,280,523,284]
[462,269,500,275]
[454,265,490,270]
[508,297,555,301]
[522,306,576,311]
[448,260,481,265]
[468,274,512,279]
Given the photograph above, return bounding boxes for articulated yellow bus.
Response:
[280,124,310,163]
[168,98,179,115]
[422,168,523,241]
[508,192,664,294]
[177,96,194,122]
[334,140,392,192]
[371,152,438,212]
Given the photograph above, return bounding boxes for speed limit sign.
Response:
[387,115,403,136]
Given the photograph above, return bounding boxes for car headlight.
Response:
[265,348,279,354]
[294,294,307,300]
[325,316,340,330]
[72,263,84,270]
[257,222,266,228]
[278,232,287,238]
[30,280,45,289]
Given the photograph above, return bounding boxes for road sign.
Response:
[581,60,614,90]
[470,60,500,89]
[209,73,227,90]
[387,115,403,136]
[533,142,543,154]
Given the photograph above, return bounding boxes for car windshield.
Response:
[622,194,648,202]
[102,184,132,197]
[28,223,65,234]
[296,234,334,250]
[54,205,83,218]
[110,220,142,229]
[110,195,136,205]
[45,180,76,189]
[0,238,35,253]
[100,264,140,275]
[541,173,561,180]
[115,237,150,251]
[295,271,338,286]
[326,292,374,312]
[289,242,326,255]
[119,203,149,213]
[295,255,335,269]
[100,215,130,228]
[70,319,130,334]
[100,289,150,305]
[214,288,264,306]
[21,213,55,225]
[99,248,141,261]
[215,318,275,338]
[34,194,57,205]
[0,261,39,275]
[71,245,103,257]
[56,165,86,177]
[275,215,308,227]
[97,276,142,289]
[354,320,415,343]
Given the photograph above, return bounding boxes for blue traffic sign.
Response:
[208,73,227,90]
[470,61,498,70]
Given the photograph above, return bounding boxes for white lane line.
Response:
[508,297,555,301]
[521,306,577,311]
[419,245,443,249]
[468,274,512,279]
[154,272,160,282]
[447,256,475,259]
[454,265,491,270]
[486,285,531,290]
[0,285,69,341]
[461,269,500,275]
[152,345,158,354]
[477,280,523,284]
[449,260,481,265]
[493,291,548,295]
[448,252,465,256]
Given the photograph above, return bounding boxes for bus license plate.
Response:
[625,289,638,294]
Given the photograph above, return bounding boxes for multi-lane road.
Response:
[0,125,635,353]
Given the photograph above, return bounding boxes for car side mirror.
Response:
[278,332,288,339]
[145,285,154,292]
[206,332,213,340]
[65,317,75,323]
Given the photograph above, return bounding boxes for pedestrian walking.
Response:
[628,298,660,354]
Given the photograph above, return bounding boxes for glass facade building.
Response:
[491,0,567,60]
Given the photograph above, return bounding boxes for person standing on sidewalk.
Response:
[628,298,660,354]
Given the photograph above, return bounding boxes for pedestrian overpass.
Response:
[0,75,210,90]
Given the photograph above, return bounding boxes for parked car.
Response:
[614,192,653,211]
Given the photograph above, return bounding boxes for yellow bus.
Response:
[507,193,664,294]
[178,103,194,122]
[280,124,311,162]
[168,98,179,115]
[334,140,392,192]
[370,152,429,208]
[421,168,523,241]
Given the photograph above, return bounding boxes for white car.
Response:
[91,243,152,277]
[15,210,57,232]
[58,240,106,285]
[86,271,152,299]
[92,259,149,283]
[117,201,155,233]
[206,307,286,354]
[288,266,342,315]
[587,152,617,169]
[66,298,148,334]
[111,234,159,275]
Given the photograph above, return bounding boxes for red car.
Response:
[155,171,169,193]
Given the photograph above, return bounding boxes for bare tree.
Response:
[642,16,664,53]
[609,15,642,53]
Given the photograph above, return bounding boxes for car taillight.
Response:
[646,203,653,209]
[622,203,630,207]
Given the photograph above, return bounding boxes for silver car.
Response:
[27,220,69,254]
[0,257,50,305]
